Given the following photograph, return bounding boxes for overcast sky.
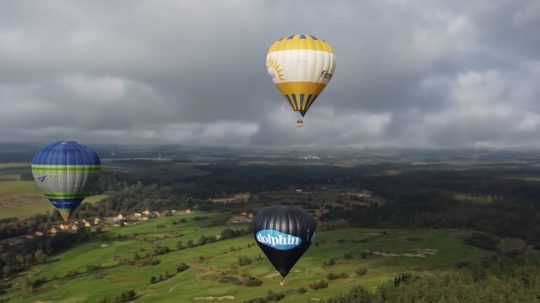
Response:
[1,0,539,149]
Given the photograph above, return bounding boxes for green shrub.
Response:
[323,258,336,266]
[327,272,349,280]
[309,280,328,290]
[238,256,253,266]
[356,267,368,276]
[244,276,263,287]
[176,263,189,273]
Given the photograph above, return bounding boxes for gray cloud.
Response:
[1,0,539,148]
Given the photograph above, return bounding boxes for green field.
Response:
[2,213,491,303]
[0,180,108,219]
[0,163,108,219]
[0,163,45,218]
[0,180,51,219]
[0,162,31,179]
[0,163,30,169]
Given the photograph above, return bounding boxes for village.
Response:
[0,188,380,251]
[39,208,194,237]
[0,208,257,251]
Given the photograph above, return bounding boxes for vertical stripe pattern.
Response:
[253,206,316,278]
[266,34,336,119]
[31,141,101,221]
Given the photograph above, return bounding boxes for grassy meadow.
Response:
[2,212,490,303]
[0,163,45,219]
[0,164,107,219]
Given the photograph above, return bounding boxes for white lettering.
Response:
[256,230,302,249]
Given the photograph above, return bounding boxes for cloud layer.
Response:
[1,0,539,148]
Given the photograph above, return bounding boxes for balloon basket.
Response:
[279,280,286,287]
[296,120,304,128]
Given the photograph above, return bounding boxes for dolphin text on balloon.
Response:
[256,229,302,251]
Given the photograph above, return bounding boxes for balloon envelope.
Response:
[266,34,336,118]
[253,206,316,278]
[31,141,101,222]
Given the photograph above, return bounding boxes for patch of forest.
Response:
[323,256,540,303]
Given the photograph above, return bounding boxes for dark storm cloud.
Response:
[1,0,539,147]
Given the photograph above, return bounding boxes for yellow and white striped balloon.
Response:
[266,34,336,120]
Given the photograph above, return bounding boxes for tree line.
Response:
[323,255,540,303]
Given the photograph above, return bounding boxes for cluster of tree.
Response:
[129,228,250,269]
[323,286,373,303]
[309,280,329,290]
[16,259,125,297]
[355,268,368,276]
[149,263,189,284]
[0,215,52,241]
[77,183,194,219]
[97,290,137,303]
[243,290,285,303]
[131,254,161,267]
[131,245,181,265]
[176,263,189,272]
[171,164,540,255]
[242,274,263,287]
[172,163,413,205]
[324,190,540,248]
[323,258,337,266]
[221,228,251,239]
[107,164,540,251]
[238,256,253,266]
[327,272,349,280]
[0,230,94,279]
[323,256,540,303]
[82,161,329,204]
[99,160,207,187]
[169,163,540,201]
[21,276,49,294]
[464,232,529,257]
[175,228,249,251]
[0,282,10,296]
[152,245,172,256]
[211,272,263,288]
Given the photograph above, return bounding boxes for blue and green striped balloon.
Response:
[32,141,101,222]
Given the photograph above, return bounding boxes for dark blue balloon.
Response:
[32,141,101,166]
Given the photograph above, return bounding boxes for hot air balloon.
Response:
[31,141,101,222]
[253,206,316,284]
[266,34,336,127]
